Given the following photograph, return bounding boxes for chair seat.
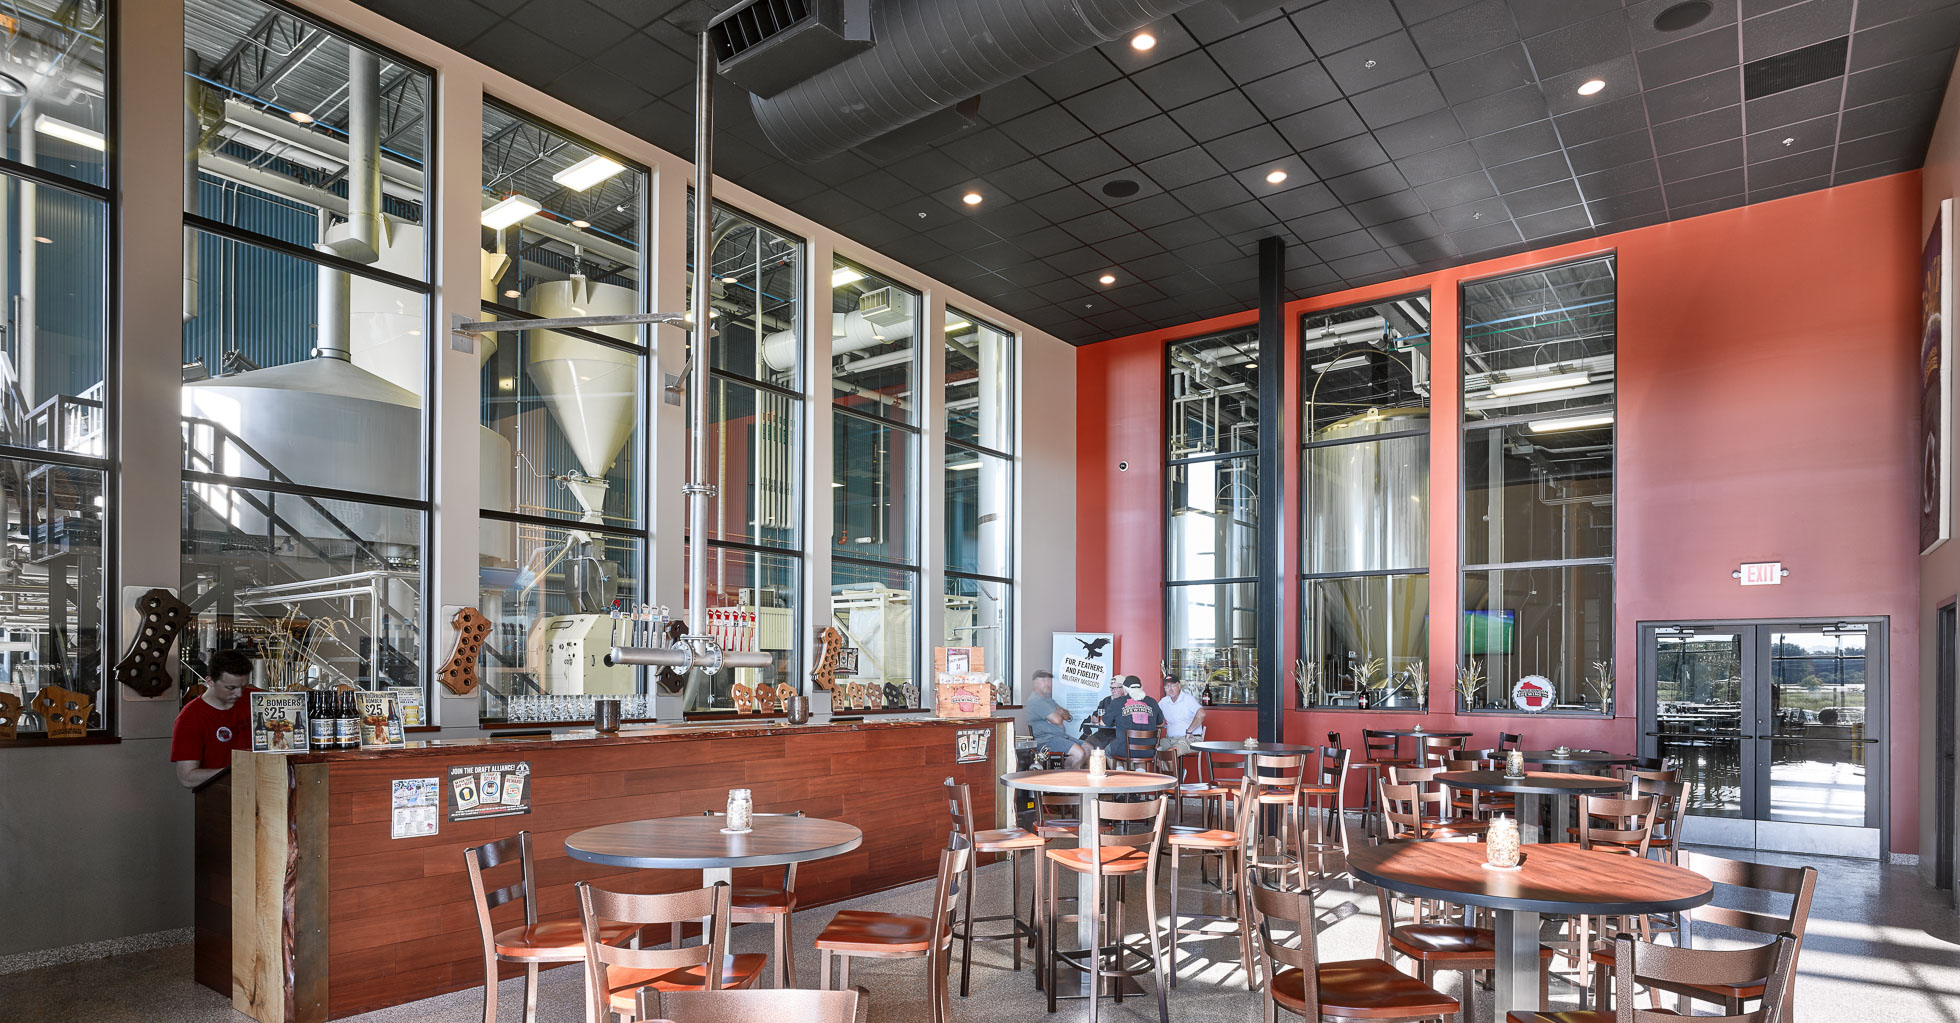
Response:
[1299,784,1341,797]
[814,909,942,953]
[729,886,796,916]
[602,954,766,1012]
[1583,948,1767,1000]
[1390,925,1560,963]
[975,826,1046,852]
[1167,826,1239,848]
[1271,959,1459,1019]
[1046,845,1152,874]
[1424,816,1491,833]
[1179,782,1234,797]
[492,917,636,960]
[1508,1014,1684,1022]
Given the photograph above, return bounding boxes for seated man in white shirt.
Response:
[1156,680,1206,763]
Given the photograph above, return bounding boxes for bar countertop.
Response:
[284,713,1015,763]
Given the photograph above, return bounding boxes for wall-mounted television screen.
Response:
[1464,609,1515,655]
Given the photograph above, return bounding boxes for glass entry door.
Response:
[1638,620,1886,857]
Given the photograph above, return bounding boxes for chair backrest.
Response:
[1443,752,1489,772]
[1116,726,1160,768]
[1632,777,1690,849]
[1325,730,1341,749]
[655,988,860,1023]
[704,809,805,891]
[1086,792,1168,873]
[1362,729,1400,761]
[1252,752,1307,796]
[578,882,731,1023]
[1496,731,1523,752]
[1626,766,1680,785]
[464,831,539,952]
[944,777,978,841]
[1608,932,1797,1023]
[1578,794,1656,857]
[1389,763,1443,787]
[1679,851,1819,942]
[1315,745,1351,790]
[1247,872,1323,1019]
[1036,788,1078,824]
[1202,749,1248,786]
[1419,735,1465,765]
[929,836,973,955]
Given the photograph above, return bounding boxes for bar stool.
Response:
[1496,731,1523,752]
[1378,885,1552,1023]
[1419,734,1466,766]
[1560,793,1656,1006]
[1296,744,1352,887]
[1390,765,1491,837]
[1445,752,1513,820]
[1518,932,1799,1023]
[1042,792,1170,1022]
[1186,748,1246,834]
[1358,729,1414,838]
[1165,776,1258,989]
[943,778,1044,994]
[814,837,969,1023]
[1112,725,1160,771]
[464,831,639,1023]
[574,882,765,1023]
[1247,753,1308,887]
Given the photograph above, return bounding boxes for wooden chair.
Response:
[1512,932,1797,1023]
[1588,853,1817,1018]
[1378,781,1490,842]
[1166,776,1259,989]
[1043,793,1170,1021]
[464,831,639,1023]
[1358,729,1415,837]
[1496,732,1523,753]
[1560,795,1656,1005]
[1249,753,1309,885]
[1034,788,1087,839]
[1378,886,1552,1023]
[814,837,970,1023]
[702,810,801,989]
[1297,745,1352,886]
[1389,765,1491,836]
[944,778,1044,994]
[1113,725,1160,771]
[1444,752,1513,820]
[653,988,858,1023]
[1419,735,1467,766]
[575,882,764,1023]
[1186,749,1248,837]
[1248,872,1460,1022]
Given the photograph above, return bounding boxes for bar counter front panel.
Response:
[209,716,1012,1022]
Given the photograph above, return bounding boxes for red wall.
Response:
[1077,172,1924,853]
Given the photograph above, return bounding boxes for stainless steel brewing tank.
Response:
[1303,408,1429,575]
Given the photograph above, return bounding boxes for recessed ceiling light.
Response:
[1131,32,1156,51]
[962,192,982,205]
[571,218,591,228]
[503,289,520,298]
[1576,79,1606,96]
[1265,169,1288,184]
[1101,178,1141,198]
[1654,0,1714,32]
[32,235,51,244]
[288,110,314,124]
[1098,274,1116,285]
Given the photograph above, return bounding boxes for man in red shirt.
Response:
[170,650,256,788]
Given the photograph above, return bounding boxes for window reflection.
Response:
[832,260,918,422]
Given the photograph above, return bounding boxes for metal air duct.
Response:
[746,0,1212,163]
[322,47,384,264]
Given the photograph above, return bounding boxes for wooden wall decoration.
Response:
[115,588,192,698]
[811,626,844,690]
[0,690,20,739]
[31,685,92,738]
[436,607,491,696]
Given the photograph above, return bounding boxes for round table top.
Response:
[1192,740,1317,756]
[999,769,1176,794]
[1518,749,1639,766]
[1368,728,1472,738]
[565,814,863,870]
[1349,841,1713,916]
[1437,770,1627,795]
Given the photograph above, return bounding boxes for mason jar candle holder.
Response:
[723,788,754,833]
[1087,748,1108,780]
[1486,815,1522,870]
[1505,750,1525,778]
[1242,736,1260,750]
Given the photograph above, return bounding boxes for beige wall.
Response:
[1921,49,1960,898]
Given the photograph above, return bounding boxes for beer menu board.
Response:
[448,762,531,822]
[249,692,311,753]
[357,691,407,749]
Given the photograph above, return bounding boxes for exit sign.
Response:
[1738,561,1785,586]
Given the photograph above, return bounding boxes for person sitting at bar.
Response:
[1157,679,1206,760]
[1093,675,1164,764]
[170,649,257,789]
[1022,669,1087,768]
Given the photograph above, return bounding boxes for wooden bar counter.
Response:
[197,715,1014,1023]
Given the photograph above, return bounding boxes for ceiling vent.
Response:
[709,0,873,99]
[1742,36,1849,101]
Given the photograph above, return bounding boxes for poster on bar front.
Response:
[1051,632,1114,725]
[1924,198,1954,555]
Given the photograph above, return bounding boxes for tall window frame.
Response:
[943,309,1014,699]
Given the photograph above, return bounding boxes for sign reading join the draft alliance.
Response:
[448,761,531,822]
[1052,632,1115,723]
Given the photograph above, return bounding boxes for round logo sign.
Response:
[215,725,233,742]
[1511,675,1555,713]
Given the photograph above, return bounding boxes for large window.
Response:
[687,201,804,713]
[180,0,433,696]
[1165,328,1259,705]
[476,103,646,720]
[1299,295,1431,710]
[944,311,1013,698]
[833,259,920,707]
[1460,257,1617,713]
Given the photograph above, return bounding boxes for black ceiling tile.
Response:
[835,168,919,206]
[1393,0,1484,22]
[1416,169,1499,209]
[1525,10,1636,79]
[1027,49,1123,100]
[989,158,1071,200]
[964,241,1032,273]
[1672,193,1748,218]
[1168,90,1267,141]
[1841,87,1945,140]
[1834,127,1930,169]
[464,21,581,85]
[1131,50,1237,110]
[1580,158,1664,197]
[547,69,652,123]
[1845,47,1959,107]
[1260,180,1342,220]
[1141,146,1230,190]
[1451,219,1527,253]
[996,106,1094,154]
[1855,0,1960,29]
[1209,200,1281,235]
[1516,203,1596,239]
[839,212,916,249]
[1351,190,1433,227]
[1368,211,1446,247]
[1740,76,1843,131]
[998,258,1062,287]
[1637,23,1742,87]
[1513,0,1622,36]
[1539,54,1646,115]
[1566,130,1656,175]
[1206,124,1296,172]
[1433,44,1539,103]
[893,150,977,191]
[1273,101,1370,151]
[1395,141,1488,185]
[1432,194,1514,231]
[1353,75,1451,131]
[1041,137,1131,182]
[1286,207,1366,240]
[1058,210,1135,245]
[1209,21,1318,84]
[978,78,1054,124]
[1374,108,1469,159]
[1644,68,1745,123]
[1242,62,1346,119]
[1231,155,1316,195]
[1087,308,1149,333]
[1745,112,1838,160]
[1097,11,1203,66]
[940,130,1034,175]
[1327,163,1412,203]
[1173,174,1258,213]
[1288,262,1346,289]
[1305,134,1393,181]
[1742,0,1854,61]
[1749,145,1837,187]
[593,33,693,95]
[1627,0,1742,49]
[1652,105,1744,154]
[970,203,1051,239]
[1488,152,1573,192]
[1387,235,1462,263]
[1665,166,1748,206]
[1834,156,1919,183]
[1554,95,1653,145]
[1469,120,1563,164]
[1063,79,1162,134]
[1100,280,1169,307]
[1453,87,1554,138]
[927,218,1000,251]
[1177,1,1285,45]
[1031,276,1094,303]
[1044,246,1111,276]
[1290,0,1407,56]
[917,253,986,283]
[510,0,634,54]
[883,234,951,267]
[1332,249,1400,278]
[1659,137,1746,179]
[1311,229,1382,261]
[1322,34,1430,95]
[1126,251,1196,280]
[800,150,877,186]
[1153,267,1227,295]
[1025,185,1104,222]
[1083,169,1166,208]
[1102,116,1201,165]
[796,189,877,226]
[1117,192,1194,229]
[1750,174,1834,202]
[1502,178,1584,216]
[1590,188,1668,225]
[1409,0,1521,66]
[1095,233,1170,264]
[1149,217,1224,248]
[615,99,693,149]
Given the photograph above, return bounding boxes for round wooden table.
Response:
[1437,770,1626,843]
[1350,841,1712,1014]
[1368,727,1472,738]
[565,813,863,887]
[1191,739,1318,756]
[1519,749,1639,769]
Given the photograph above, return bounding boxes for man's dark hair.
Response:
[210,649,254,681]
[1033,669,1053,679]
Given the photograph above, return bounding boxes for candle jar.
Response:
[1505,750,1525,778]
[1242,736,1260,750]
[1087,748,1108,779]
[1486,816,1522,869]
[724,788,754,832]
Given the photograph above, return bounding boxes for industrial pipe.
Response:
[184,48,201,323]
[324,47,383,263]
[687,30,716,645]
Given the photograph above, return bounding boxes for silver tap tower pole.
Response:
[686,30,717,643]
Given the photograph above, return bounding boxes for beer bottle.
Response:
[308,690,333,749]
[335,691,360,750]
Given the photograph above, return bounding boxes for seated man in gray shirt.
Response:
[1022,669,1087,768]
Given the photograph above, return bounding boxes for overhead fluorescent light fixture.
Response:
[1490,370,1591,397]
[832,266,865,288]
[947,461,981,471]
[481,194,541,229]
[1310,354,1370,373]
[33,114,103,152]
[1527,412,1614,433]
[551,154,625,191]
[944,319,971,332]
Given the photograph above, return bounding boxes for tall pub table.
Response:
[1436,769,1624,843]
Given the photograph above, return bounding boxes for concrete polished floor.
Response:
[4,840,1956,1022]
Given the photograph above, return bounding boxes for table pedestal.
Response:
[1051,793,1145,999]
[1493,909,1542,1012]
[1514,791,1574,844]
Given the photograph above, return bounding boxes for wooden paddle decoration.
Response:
[114,588,192,698]
[438,607,491,696]
[810,626,844,691]
[32,685,92,738]
[0,691,20,740]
